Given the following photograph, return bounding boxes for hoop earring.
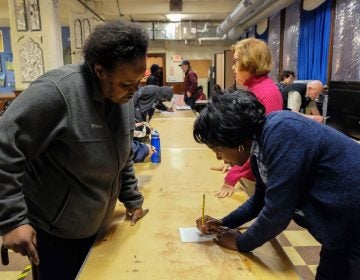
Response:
[238,145,245,152]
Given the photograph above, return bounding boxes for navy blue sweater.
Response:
[222,111,360,251]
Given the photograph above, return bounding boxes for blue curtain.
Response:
[297,0,332,84]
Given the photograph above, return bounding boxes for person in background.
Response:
[212,84,224,96]
[179,60,198,108]
[214,38,283,198]
[133,85,174,123]
[132,140,155,163]
[281,80,324,122]
[194,91,360,280]
[0,20,149,280]
[276,70,295,91]
[146,64,162,86]
[156,86,175,112]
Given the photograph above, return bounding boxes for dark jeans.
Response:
[32,228,96,280]
[316,238,360,280]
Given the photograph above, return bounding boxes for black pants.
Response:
[316,238,360,280]
[32,228,96,280]
[184,95,196,108]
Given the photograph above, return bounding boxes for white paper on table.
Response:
[175,105,192,110]
[178,227,216,243]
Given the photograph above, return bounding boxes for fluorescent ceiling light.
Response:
[166,14,182,22]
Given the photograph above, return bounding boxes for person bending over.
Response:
[0,20,149,280]
[194,91,360,280]
[281,80,324,122]
[276,70,295,91]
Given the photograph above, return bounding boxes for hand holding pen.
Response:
[196,194,223,234]
[196,215,223,234]
[195,195,239,251]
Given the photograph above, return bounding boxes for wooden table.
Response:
[77,110,300,280]
[0,92,16,101]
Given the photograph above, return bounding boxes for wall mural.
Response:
[52,0,59,8]
[19,38,44,82]
[14,0,42,31]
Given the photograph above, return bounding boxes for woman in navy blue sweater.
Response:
[193,91,360,280]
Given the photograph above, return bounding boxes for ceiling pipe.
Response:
[216,0,267,37]
[226,0,294,40]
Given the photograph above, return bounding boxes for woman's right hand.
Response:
[196,215,223,234]
[2,224,39,265]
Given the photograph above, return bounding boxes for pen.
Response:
[202,194,205,226]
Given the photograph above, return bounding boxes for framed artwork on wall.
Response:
[82,19,91,43]
[19,38,44,82]
[14,0,28,31]
[27,0,41,31]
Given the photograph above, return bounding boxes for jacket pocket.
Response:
[51,187,72,225]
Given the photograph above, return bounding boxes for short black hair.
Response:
[281,70,295,81]
[83,20,148,71]
[150,64,160,74]
[193,90,266,148]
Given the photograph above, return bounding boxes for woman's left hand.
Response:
[213,227,241,251]
[126,208,149,226]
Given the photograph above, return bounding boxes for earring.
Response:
[238,145,245,152]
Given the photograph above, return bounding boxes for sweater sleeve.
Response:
[0,79,68,235]
[221,181,265,228]
[118,137,144,210]
[233,117,320,252]
[224,158,255,186]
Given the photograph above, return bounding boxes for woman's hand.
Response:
[213,227,240,251]
[214,183,234,198]
[196,215,223,234]
[2,224,39,265]
[210,163,230,173]
[126,208,149,226]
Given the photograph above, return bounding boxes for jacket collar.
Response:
[244,75,268,89]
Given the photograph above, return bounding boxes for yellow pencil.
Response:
[202,194,205,226]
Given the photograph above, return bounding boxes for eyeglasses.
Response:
[233,58,239,65]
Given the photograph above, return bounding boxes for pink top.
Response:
[244,75,283,114]
[224,75,283,186]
